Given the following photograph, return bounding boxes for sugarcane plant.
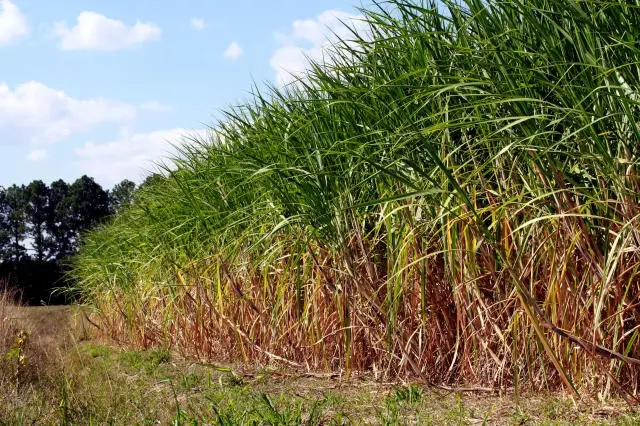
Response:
[71,0,640,396]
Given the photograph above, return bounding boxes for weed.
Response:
[390,384,423,405]
[149,348,171,365]
[512,406,531,425]
[180,372,202,391]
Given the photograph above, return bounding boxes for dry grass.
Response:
[0,285,91,393]
[1,301,639,424]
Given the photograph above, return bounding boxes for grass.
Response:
[2,297,639,424]
[70,0,640,399]
[2,304,640,425]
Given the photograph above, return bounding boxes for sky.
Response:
[0,0,368,188]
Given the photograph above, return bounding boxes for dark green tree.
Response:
[46,179,73,259]
[138,173,164,191]
[25,180,50,261]
[2,184,28,261]
[68,175,110,245]
[0,187,11,259]
[109,179,136,214]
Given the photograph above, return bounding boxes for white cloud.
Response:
[223,41,243,60]
[0,0,29,45]
[270,10,366,86]
[26,149,47,161]
[52,11,161,51]
[190,18,205,31]
[74,128,208,186]
[0,81,136,144]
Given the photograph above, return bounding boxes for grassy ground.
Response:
[1,305,639,425]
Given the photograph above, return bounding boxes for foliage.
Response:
[46,179,73,259]
[25,180,50,261]
[72,0,640,395]
[0,191,11,258]
[109,179,136,214]
[67,175,111,240]
[1,185,28,261]
[0,177,136,303]
[1,302,638,424]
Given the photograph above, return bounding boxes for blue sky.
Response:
[0,0,366,188]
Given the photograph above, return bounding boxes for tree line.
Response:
[0,176,137,303]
